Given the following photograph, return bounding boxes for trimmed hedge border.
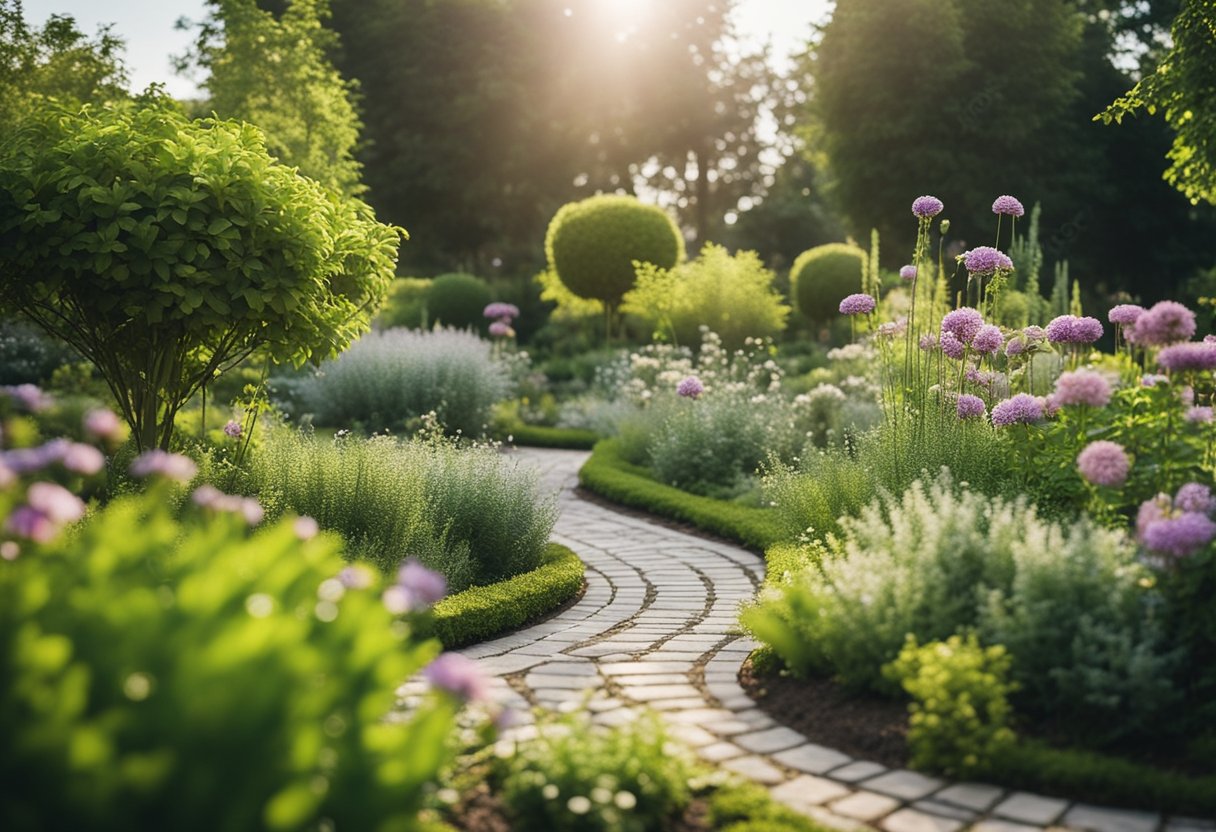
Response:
[496,421,599,450]
[427,543,585,648]
[577,439,784,551]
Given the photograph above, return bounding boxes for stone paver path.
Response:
[405,448,1213,832]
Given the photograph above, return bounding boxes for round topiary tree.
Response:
[544,194,684,335]
[425,272,492,331]
[0,98,402,450]
[790,243,867,323]
[374,277,432,329]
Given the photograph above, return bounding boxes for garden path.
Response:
[415,448,1211,832]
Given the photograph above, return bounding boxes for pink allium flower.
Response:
[962,246,1014,275]
[992,195,1025,217]
[991,393,1044,427]
[488,321,514,338]
[61,442,105,475]
[130,450,197,482]
[1141,374,1169,387]
[1053,369,1113,408]
[919,333,938,352]
[26,482,86,524]
[839,293,876,315]
[1,384,51,412]
[424,653,490,703]
[956,394,986,419]
[294,516,320,541]
[223,420,243,439]
[1157,342,1216,372]
[1076,441,1130,488]
[483,302,520,321]
[940,331,966,360]
[1186,406,1214,424]
[83,408,122,441]
[338,566,373,590]
[1141,513,1216,559]
[912,195,944,218]
[1129,301,1197,346]
[941,307,985,344]
[1137,495,1171,538]
[971,324,1003,355]
[677,376,704,399]
[191,485,224,508]
[1046,315,1103,344]
[1042,394,1061,417]
[1175,483,1214,515]
[1108,304,1145,326]
[899,265,918,281]
[964,366,994,388]
[877,317,908,338]
[4,505,55,543]
[397,558,448,607]
[1004,337,1025,357]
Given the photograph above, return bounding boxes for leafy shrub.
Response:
[649,396,775,498]
[426,272,492,330]
[0,484,470,831]
[296,327,510,435]
[544,194,684,312]
[496,711,692,832]
[234,426,557,590]
[375,277,431,329]
[623,243,790,350]
[707,782,840,832]
[789,243,866,323]
[0,318,77,385]
[884,634,1018,776]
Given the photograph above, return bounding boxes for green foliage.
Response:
[495,421,599,451]
[707,782,840,832]
[884,634,1018,776]
[296,328,510,436]
[179,0,366,196]
[545,194,685,312]
[622,243,789,350]
[425,273,492,331]
[578,439,783,551]
[230,426,557,590]
[0,99,401,451]
[375,277,431,329]
[1100,0,1216,205]
[496,711,692,832]
[648,397,779,498]
[0,484,465,831]
[789,243,866,323]
[427,544,584,648]
[0,318,78,385]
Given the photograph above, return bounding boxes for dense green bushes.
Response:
[426,272,493,330]
[789,243,866,323]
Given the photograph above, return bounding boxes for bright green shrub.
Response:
[0,485,467,831]
[425,273,492,330]
[496,711,691,832]
[0,99,401,450]
[375,277,431,329]
[544,194,684,313]
[884,634,1018,776]
[622,244,789,350]
[789,243,866,323]
[649,396,776,498]
[707,782,838,832]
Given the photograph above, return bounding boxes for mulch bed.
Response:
[738,656,911,770]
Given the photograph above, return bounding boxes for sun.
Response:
[585,0,655,40]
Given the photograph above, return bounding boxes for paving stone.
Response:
[933,782,1004,812]
[772,743,853,775]
[524,673,601,689]
[829,790,901,822]
[991,792,1069,825]
[667,725,717,747]
[646,697,708,711]
[620,684,702,702]
[911,799,976,822]
[698,742,746,762]
[720,755,786,785]
[734,726,807,754]
[879,807,964,832]
[1061,804,1160,832]
[969,820,1043,832]
[770,774,851,808]
[612,673,689,686]
[863,769,946,801]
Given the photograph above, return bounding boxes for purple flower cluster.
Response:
[191,485,264,525]
[1045,315,1103,345]
[961,246,1013,275]
[990,393,1044,427]
[83,408,123,442]
[941,307,984,344]
[223,420,243,439]
[483,302,520,322]
[918,333,938,352]
[912,195,944,218]
[940,331,966,360]
[1,384,52,412]
[839,293,876,315]
[1107,304,1145,326]
[676,375,704,399]
[1186,406,1214,424]
[4,481,86,543]
[1127,300,1196,346]
[1175,483,1215,514]
[382,558,447,614]
[129,450,197,482]
[1053,369,1113,408]
[877,317,908,338]
[991,195,1025,217]
[425,652,490,703]
[488,321,515,338]
[971,324,1003,355]
[1076,441,1129,488]
[1137,485,1216,560]
[1156,341,1216,372]
[899,265,918,281]
[956,394,986,419]
[2,438,104,476]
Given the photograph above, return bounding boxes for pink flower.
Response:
[941,307,985,344]
[940,331,966,360]
[1186,406,1214,424]
[1076,441,1130,488]
[424,653,490,703]
[1140,513,1216,559]
[26,482,86,524]
[61,442,105,475]
[956,394,986,419]
[1157,342,1216,372]
[294,516,320,540]
[1046,315,1103,344]
[223,420,243,439]
[899,265,918,281]
[1175,483,1214,515]
[1,384,51,412]
[839,294,876,315]
[397,558,447,607]
[677,376,704,399]
[1128,301,1196,346]
[1053,369,1112,408]
[130,450,197,482]
[971,324,1003,355]
[991,393,1043,427]
[83,408,123,441]
[5,506,55,543]
[1108,304,1144,326]
[992,195,1025,217]
[488,321,514,338]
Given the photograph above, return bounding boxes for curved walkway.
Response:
[412,448,1211,832]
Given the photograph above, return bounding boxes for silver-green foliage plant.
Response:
[622,243,789,350]
[241,425,556,589]
[0,99,401,451]
[298,327,510,435]
[743,472,1177,745]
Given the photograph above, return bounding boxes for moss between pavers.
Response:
[578,439,784,552]
[495,421,599,450]
[427,543,585,649]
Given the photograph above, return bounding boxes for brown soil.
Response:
[738,656,911,770]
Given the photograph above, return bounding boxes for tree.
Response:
[1100,0,1216,206]
[177,0,365,197]
[0,99,401,450]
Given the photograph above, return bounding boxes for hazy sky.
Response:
[22,0,831,99]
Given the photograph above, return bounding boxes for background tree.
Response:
[177,0,365,197]
[0,99,401,450]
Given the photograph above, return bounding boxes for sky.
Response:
[22,0,832,99]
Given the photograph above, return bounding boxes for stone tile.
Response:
[933,782,1004,812]
[770,774,851,808]
[991,792,1068,826]
[612,673,689,686]
[720,755,786,785]
[829,761,887,782]
[970,821,1042,832]
[734,726,807,754]
[911,799,976,822]
[524,673,601,690]
[620,683,702,702]
[529,661,599,676]
[1061,804,1160,832]
[646,697,709,711]
[879,808,964,832]
[863,769,946,801]
[830,790,901,822]
[698,741,746,762]
[772,743,853,775]
[667,725,717,747]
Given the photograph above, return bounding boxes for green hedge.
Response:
[497,421,599,450]
[427,543,585,648]
[578,440,784,551]
[707,782,838,832]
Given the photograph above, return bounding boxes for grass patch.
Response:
[578,439,783,551]
[427,544,585,648]
[496,421,599,450]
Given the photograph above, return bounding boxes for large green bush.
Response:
[0,99,401,450]
[375,277,431,329]
[426,272,492,330]
[789,243,866,323]
[544,194,684,322]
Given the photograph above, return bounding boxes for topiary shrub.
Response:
[544,195,684,329]
[789,243,866,324]
[375,277,432,329]
[426,273,491,331]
